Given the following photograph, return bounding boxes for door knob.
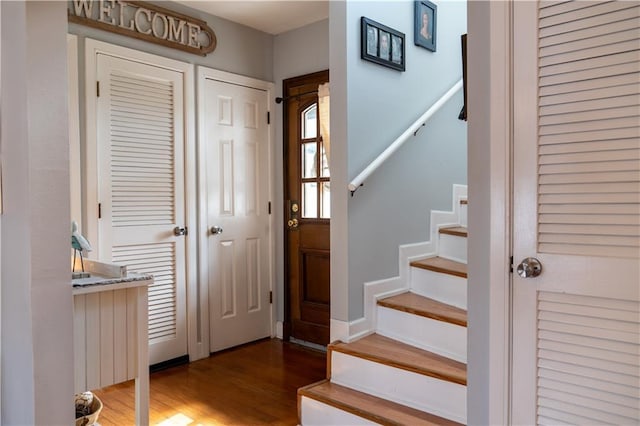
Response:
[516,257,542,278]
[210,226,223,235]
[173,226,187,236]
[287,218,299,229]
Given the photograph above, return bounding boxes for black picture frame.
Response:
[361,17,405,72]
[414,0,437,52]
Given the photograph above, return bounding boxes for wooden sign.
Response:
[68,0,216,56]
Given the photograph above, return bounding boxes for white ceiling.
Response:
[176,1,329,35]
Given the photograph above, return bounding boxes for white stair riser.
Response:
[331,351,467,423]
[300,396,378,426]
[438,233,467,263]
[410,268,467,309]
[376,306,467,363]
[459,202,467,227]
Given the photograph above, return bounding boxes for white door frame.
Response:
[467,1,512,425]
[196,66,276,359]
[83,38,199,362]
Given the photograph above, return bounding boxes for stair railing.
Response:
[348,79,463,195]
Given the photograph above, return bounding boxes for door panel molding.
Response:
[196,65,275,356]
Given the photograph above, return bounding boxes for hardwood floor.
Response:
[93,339,326,425]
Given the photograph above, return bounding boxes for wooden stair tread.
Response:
[410,257,467,278]
[330,334,466,386]
[378,292,467,327]
[439,226,468,237]
[299,379,463,426]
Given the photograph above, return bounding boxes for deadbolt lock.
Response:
[291,203,299,213]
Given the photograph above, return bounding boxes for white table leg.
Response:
[135,285,149,425]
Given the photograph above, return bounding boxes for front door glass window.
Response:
[300,102,330,219]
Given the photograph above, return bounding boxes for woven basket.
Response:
[75,394,103,426]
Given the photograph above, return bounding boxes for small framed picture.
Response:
[366,23,378,56]
[361,17,405,71]
[379,30,391,61]
[414,0,437,52]
[391,34,403,64]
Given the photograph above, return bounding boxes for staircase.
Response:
[298,189,469,425]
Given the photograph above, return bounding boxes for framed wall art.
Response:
[414,0,437,52]
[361,17,405,72]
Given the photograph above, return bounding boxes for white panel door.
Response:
[203,79,271,352]
[511,2,640,424]
[96,54,187,365]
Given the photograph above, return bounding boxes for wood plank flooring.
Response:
[92,339,326,425]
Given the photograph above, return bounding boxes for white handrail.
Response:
[348,79,463,193]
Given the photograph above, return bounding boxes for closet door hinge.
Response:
[267,111,270,125]
[97,81,100,97]
[98,203,102,219]
[269,291,273,304]
[268,201,272,215]
[509,256,514,273]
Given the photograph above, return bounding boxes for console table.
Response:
[73,271,152,425]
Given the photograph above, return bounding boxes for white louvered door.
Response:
[96,54,187,365]
[512,2,640,424]
[203,78,271,352]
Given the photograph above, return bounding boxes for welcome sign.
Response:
[68,0,217,56]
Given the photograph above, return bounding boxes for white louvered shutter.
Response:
[512,2,640,424]
[96,54,187,365]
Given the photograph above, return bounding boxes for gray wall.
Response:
[67,0,331,328]
[67,1,277,331]
[1,2,75,424]
[329,0,350,322]
[273,19,330,323]
[467,2,511,424]
[68,0,274,81]
[344,1,467,319]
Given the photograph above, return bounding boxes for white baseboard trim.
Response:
[330,318,372,344]
[330,184,468,344]
[275,321,284,339]
[330,319,350,343]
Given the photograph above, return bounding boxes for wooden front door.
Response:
[284,70,331,345]
[511,2,640,424]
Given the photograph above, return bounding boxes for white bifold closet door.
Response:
[96,54,187,365]
[512,2,639,425]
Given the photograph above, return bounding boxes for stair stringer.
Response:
[331,184,468,343]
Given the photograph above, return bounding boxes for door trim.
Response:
[467,2,511,425]
[196,66,276,358]
[83,38,198,362]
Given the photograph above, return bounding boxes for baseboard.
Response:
[149,355,190,373]
[330,319,350,343]
[331,184,467,344]
[276,321,284,339]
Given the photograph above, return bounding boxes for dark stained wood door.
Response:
[283,70,330,345]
